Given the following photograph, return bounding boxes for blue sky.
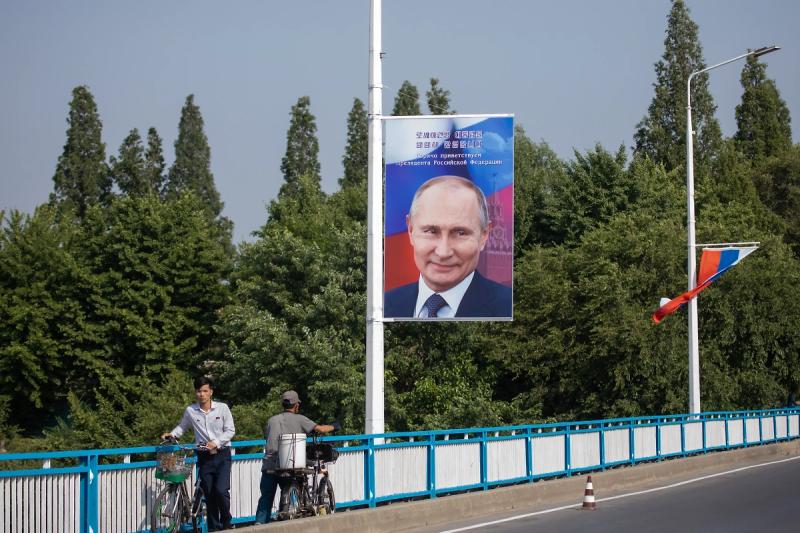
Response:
[1,0,798,244]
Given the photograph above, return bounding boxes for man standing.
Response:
[162,376,235,532]
[384,175,512,318]
[254,390,338,524]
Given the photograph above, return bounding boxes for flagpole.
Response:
[685,45,779,416]
[686,76,700,416]
[365,0,385,439]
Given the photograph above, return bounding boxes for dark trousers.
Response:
[254,472,279,524]
[197,447,232,531]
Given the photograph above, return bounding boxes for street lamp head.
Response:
[752,45,781,58]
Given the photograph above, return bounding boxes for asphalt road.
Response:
[411,456,800,533]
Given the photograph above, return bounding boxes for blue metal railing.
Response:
[1,408,798,533]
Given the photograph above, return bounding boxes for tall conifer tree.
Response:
[51,86,110,218]
[426,78,453,115]
[392,81,421,116]
[340,98,368,189]
[144,127,166,196]
[110,129,148,197]
[278,96,321,199]
[734,55,792,160]
[634,0,721,172]
[166,95,223,217]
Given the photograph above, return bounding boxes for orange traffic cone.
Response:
[581,475,596,510]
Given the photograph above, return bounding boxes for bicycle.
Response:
[276,432,339,520]
[150,437,207,533]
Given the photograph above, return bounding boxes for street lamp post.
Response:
[685,45,780,415]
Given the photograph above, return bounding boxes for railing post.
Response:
[525,427,533,480]
[680,416,686,456]
[427,433,436,499]
[701,415,707,452]
[724,414,730,448]
[784,412,789,441]
[480,431,488,490]
[366,437,376,508]
[773,411,778,442]
[599,422,606,470]
[743,413,748,446]
[80,453,99,533]
[565,425,572,475]
[628,420,635,465]
[655,418,661,459]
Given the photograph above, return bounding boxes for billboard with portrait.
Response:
[383,114,514,320]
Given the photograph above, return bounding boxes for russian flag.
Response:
[652,246,757,324]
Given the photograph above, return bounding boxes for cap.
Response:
[281,390,301,405]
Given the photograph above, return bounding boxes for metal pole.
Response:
[685,45,780,415]
[686,76,700,415]
[365,0,385,437]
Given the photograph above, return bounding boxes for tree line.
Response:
[1,0,799,452]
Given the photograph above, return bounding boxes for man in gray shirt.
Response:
[254,390,338,524]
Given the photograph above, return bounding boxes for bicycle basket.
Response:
[155,444,193,482]
[306,442,339,464]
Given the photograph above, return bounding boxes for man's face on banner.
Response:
[407,180,490,293]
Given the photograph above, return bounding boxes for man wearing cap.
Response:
[254,390,339,524]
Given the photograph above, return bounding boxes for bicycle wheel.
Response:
[278,480,302,520]
[151,484,184,533]
[191,484,207,533]
[317,477,336,515]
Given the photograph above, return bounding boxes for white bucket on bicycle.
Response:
[278,433,306,469]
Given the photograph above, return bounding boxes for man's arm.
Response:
[313,421,342,434]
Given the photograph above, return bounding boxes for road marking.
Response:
[439,455,800,532]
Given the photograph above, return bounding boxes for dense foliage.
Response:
[1,1,798,451]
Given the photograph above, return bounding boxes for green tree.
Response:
[78,193,232,377]
[279,96,321,199]
[634,0,721,173]
[334,98,369,222]
[51,86,110,218]
[513,126,566,251]
[39,370,196,450]
[144,127,167,196]
[753,146,800,254]
[386,322,511,430]
[705,139,760,207]
[110,129,148,197]
[0,194,232,442]
[340,98,368,190]
[218,185,366,431]
[734,54,792,160]
[392,81,421,116]
[0,206,95,431]
[426,78,453,115]
[540,145,634,247]
[488,157,690,420]
[166,95,223,217]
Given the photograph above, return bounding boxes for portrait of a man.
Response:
[384,175,512,319]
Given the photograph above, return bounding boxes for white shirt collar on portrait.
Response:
[414,271,475,318]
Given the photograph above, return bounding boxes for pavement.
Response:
[233,439,800,533]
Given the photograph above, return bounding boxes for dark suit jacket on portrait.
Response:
[384,271,512,318]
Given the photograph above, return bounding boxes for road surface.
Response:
[409,456,800,533]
